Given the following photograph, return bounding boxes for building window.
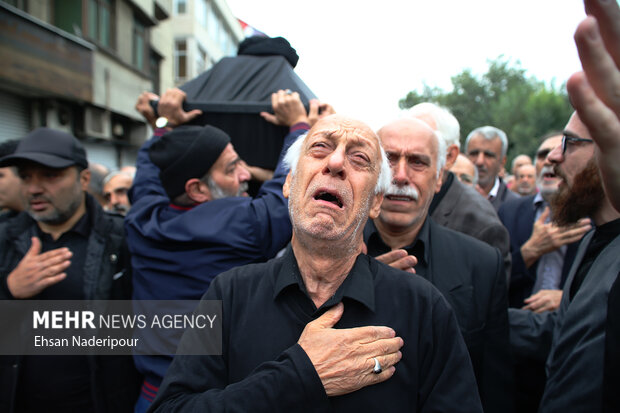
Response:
[88,0,115,48]
[150,51,161,95]
[195,45,212,75]
[4,0,27,11]
[133,17,147,71]
[195,0,207,27]
[196,46,206,75]
[174,0,187,14]
[174,39,187,82]
[54,0,83,36]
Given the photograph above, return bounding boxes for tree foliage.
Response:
[398,57,573,164]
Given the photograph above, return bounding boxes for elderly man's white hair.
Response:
[283,133,392,194]
[407,102,461,149]
[376,117,447,180]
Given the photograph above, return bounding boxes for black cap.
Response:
[149,125,231,199]
[0,128,88,169]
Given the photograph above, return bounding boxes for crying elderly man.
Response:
[150,115,481,413]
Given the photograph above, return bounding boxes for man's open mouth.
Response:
[313,189,344,208]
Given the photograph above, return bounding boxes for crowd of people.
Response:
[0,0,619,412]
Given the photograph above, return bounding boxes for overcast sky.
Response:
[226,0,590,130]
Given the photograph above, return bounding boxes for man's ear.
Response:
[185,178,211,203]
[444,144,459,170]
[435,169,444,193]
[282,172,292,199]
[79,169,91,191]
[368,193,384,220]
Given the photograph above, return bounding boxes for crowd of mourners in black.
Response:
[0,1,619,412]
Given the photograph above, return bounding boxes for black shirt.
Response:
[604,271,620,413]
[16,210,93,413]
[364,218,430,277]
[150,247,482,412]
[570,218,620,300]
[601,220,620,412]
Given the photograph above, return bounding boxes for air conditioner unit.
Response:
[46,103,73,134]
[84,107,112,140]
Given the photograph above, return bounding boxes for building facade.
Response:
[162,0,243,86]
[0,0,243,169]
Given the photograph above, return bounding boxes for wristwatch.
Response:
[155,116,169,128]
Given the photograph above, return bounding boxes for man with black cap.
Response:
[0,128,139,412]
[127,88,313,412]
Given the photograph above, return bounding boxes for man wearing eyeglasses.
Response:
[499,132,591,311]
[509,111,620,412]
[499,132,591,413]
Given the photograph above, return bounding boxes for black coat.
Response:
[421,219,515,413]
[0,195,140,413]
[364,218,514,413]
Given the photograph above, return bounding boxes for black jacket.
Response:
[0,195,140,413]
[365,218,514,413]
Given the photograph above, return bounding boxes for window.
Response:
[133,17,147,71]
[54,0,83,36]
[174,0,187,14]
[195,0,207,27]
[4,0,27,11]
[88,0,114,48]
[174,39,187,82]
[195,45,212,74]
[196,46,206,75]
[150,52,161,95]
[206,3,221,42]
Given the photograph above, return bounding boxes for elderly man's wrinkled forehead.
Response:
[378,117,438,145]
[304,114,380,150]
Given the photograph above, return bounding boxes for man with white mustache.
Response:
[150,115,481,412]
[363,117,514,413]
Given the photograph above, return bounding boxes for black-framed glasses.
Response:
[562,133,593,155]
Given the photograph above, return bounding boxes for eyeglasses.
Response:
[562,133,593,155]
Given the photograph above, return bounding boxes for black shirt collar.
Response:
[364,217,430,267]
[272,246,376,312]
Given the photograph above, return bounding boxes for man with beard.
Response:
[126,88,314,412]
[499,132,591,311]
[466,126,520,211]
[150,114,481,412]
[509,112,620,412]
[500,132,591,413]
[0,128,138,412]
[102,170,133,215]
[363,117,513,413]
[568,1,620,410]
